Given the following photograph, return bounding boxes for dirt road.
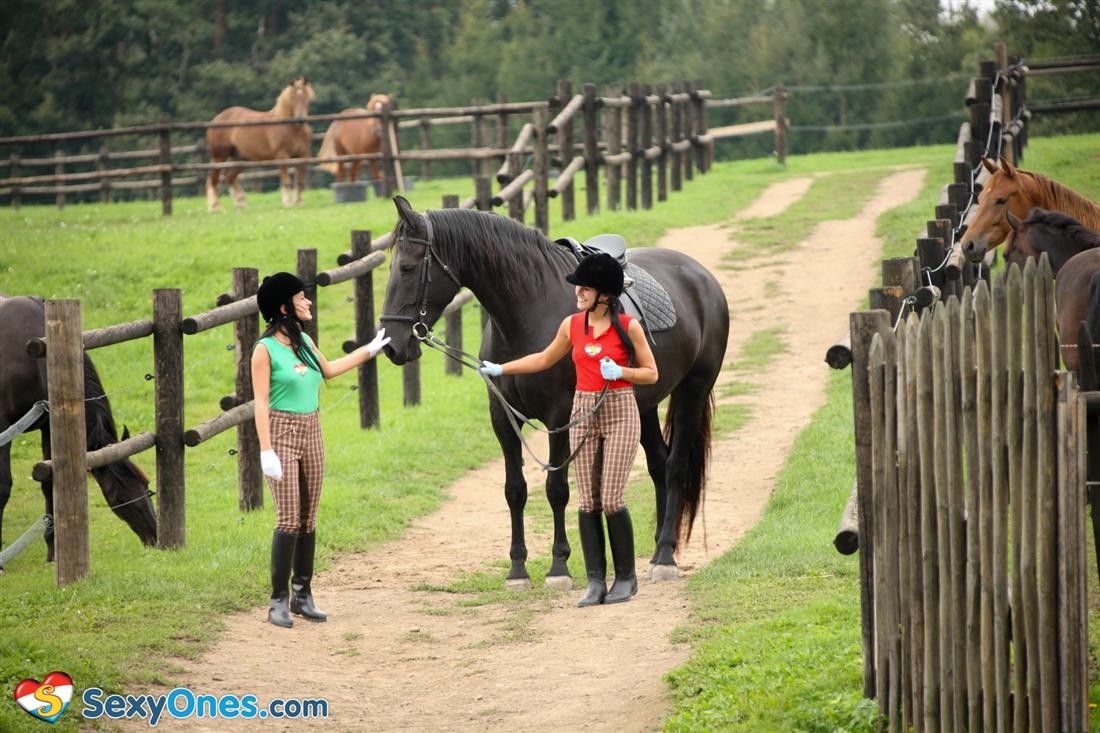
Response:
[125,167,926,732]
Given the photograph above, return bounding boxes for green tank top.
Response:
[256,334,322,413]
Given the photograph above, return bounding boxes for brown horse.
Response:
[206,78,315,212]
[960,157,1100,262]
[1004,207,1100,274]
[317,93,391,183]
[1053,249,1100,371]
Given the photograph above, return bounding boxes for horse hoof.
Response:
[650,563,679,582]
[543,574,573,591]
[505,577,532,592]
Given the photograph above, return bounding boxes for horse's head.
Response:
[278,77,315,118]
[379,196,463,365]
[367,94,391,113]
[90,427,157,548]
[1003,208,1038,269]
[961,157,1033,262]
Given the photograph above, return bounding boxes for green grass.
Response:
[1,134,1097,731]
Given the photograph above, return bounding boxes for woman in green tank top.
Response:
[251,272,390,629]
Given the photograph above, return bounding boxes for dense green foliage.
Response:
[1,0,1096,154]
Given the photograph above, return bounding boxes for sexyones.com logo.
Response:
[81,687,329,726]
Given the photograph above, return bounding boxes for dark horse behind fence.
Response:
[0,295,157,566]
[1004,207,1100,276]
[379,197,729,588]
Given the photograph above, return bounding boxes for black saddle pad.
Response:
[622,261,676,334]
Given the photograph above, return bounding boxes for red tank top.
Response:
[570,312,633,391]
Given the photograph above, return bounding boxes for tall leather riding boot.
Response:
[604,508,638,604]
[290,531,327,621]
[269,530,296,628]
[576,510,607,607]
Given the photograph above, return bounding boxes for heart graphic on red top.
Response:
[13,672,73,724]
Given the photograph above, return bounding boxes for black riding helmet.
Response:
[257,272,305,323]
[565,253,624,297]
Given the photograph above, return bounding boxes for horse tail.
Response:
[1087,271,1100,347]
[663,387,714,545]
[317,123,338,175]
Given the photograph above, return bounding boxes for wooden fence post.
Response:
[154,288,185,548]
[641,83,654,210]
[233,268,262,511]
[773,85,788,164]
[98,146,111,203]
[507,134,524,223]
[403,360,421,407]
[470,97,485,180]
[582,83,600,215]
[851,309,891,698]
[351,230,380,429]
[9,154,20,208]
[670,81,683,192]
[681,80,694,182]
[655,82,669,202]
[606,84,622,211]
[55,150,65,209]
[159,124,173,216]
[45,299,89,585]
[691,79,708,173]
[418,118,432,181]
[626,81,640,211]
[380,100,398,198]
[475,176,492,212]
[496,92,510,185]
[533,106,550,235]
[557,79,576,221]
[297,248,318,345]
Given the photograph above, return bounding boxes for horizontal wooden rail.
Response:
[315,251,386,287]
[706,94,773,109]
[32,430,156,481]
[547,94,584,134]
[181,296,258,335]
[708,120,777,138]
[184,401,254,447]
[27,318,154,357]
[549,156,586,197]
[492,169,534,205]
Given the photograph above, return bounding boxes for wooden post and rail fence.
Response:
[22,198,478,586]
[0,78,788,234]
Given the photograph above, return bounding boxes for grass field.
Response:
[1,134,1098,731]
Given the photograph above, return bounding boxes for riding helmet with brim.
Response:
[257,272,305,322]
[565,253,624,297]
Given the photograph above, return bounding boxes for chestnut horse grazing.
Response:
[317,94,391,183]
[206,78,315,212]
[960,157,1100,262]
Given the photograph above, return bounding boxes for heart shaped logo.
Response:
[13,672,73,724]
[584,343,602,357]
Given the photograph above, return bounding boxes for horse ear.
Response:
[122,425,131,440]
[999,156,1016,178]
[394,195,417,224]
[981,157,998,174]
[1006,210,1022,231]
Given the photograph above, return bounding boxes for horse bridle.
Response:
[377,212,608,472]
[379,214,462,340]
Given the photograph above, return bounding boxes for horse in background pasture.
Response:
[1004,208,1100,274]
[960,157,1100,262]
[378,197,729,589]
[206,78,315,212]
[0,296,157,567]
[317,93,391,183]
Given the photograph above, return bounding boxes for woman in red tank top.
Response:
[479,250,658,606]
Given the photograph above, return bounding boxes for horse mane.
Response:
[82,354,118,451]
[406,209,575,300]
[1025,207,1100,250]
[1019,168,1100,229]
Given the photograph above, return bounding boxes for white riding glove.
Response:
[260,450,283,481]
[600,357,623,381]
[478,361,504,377]
[365,328,391,357]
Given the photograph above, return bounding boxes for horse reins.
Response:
[378,213,609,472]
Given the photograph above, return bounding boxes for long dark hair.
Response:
[261,298,322,374]
[586,294,636,367]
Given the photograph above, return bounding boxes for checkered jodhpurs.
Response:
[568,388,640,513]
[266,409,325,533]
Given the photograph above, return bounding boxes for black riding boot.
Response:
[268,530,296,628]
[576,510,607,607]
[290,531,327,621]
[604,508,637,604]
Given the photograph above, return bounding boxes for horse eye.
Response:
[996,198,1008,205]
[400,264,416,274]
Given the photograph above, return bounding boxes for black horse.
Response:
[379,197,729,588]
[1005,207,1100,275]
[0,295,157,565]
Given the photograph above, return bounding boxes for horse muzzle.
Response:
[961,238,987,263]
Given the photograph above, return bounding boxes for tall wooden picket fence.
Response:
[855,256,1088,732]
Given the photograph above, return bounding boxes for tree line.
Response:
[0,0,1095,157]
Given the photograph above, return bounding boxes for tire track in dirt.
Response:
[123,167,925,732]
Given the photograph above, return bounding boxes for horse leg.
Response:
[40,428,55,563]
[0,443,10,567]
[490,406,531,590]
[279,165,292,207]
[638,408,669,572]
[206,167,223,212]
[349,161,364,183]
[543,432,573,589]
[227,167,247,209]
[293,163,305,205]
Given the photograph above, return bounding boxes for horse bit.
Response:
[377,213,608,472]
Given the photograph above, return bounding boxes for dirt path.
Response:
[125,167,925,732]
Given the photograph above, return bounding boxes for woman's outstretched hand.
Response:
[478,361,504,377]
[366,328,391,357]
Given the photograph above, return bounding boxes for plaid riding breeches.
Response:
[568,388,640,513]
[266,409,325,533]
